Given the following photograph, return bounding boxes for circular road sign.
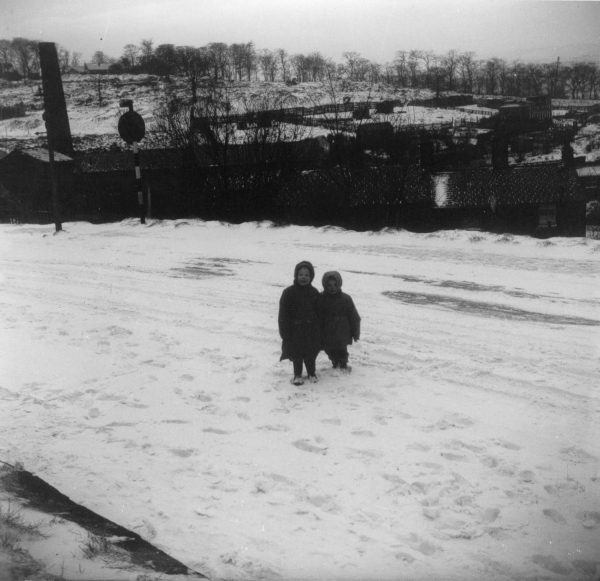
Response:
[118,110,146,144]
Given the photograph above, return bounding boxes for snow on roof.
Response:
[21,149,73,162]
[576,165,600,177]
[455,105,496,114]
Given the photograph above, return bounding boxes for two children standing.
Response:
[278,260,361,385]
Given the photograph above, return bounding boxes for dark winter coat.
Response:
[319,271,361,351]
[278,261,321,361]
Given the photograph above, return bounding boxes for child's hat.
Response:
[322,271,342,289]
[294,260,315,281]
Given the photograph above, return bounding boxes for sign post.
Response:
[118,100,146,224]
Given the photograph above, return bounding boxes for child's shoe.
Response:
[292,376,304,386]
[339,363,352,374]
[308,374,319,384]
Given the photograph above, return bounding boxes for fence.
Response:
[193,99,405,128]
[0,102,27,120]
[587,225,600,239]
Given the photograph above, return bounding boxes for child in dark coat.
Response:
[319,271,361,373]
[278,261,321,385]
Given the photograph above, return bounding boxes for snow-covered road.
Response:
[1,220,599,580]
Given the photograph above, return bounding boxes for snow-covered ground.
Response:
[1,220,599,580]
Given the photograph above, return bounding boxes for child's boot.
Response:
[292,376,304,385]
[339,361,352,374]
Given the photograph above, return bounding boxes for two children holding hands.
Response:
[278,260,361,385]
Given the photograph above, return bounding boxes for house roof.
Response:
[84,63,110,73]
[576,165,600,177]
[76,139,329,173]
[76,149,192,172]
[0,149,74,163]
[437,163,582,207]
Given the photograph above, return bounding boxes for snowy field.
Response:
[1,219,599,580]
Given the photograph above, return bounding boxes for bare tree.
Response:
[229,43,245,80]
[243,41,257,80]
[407,50,421,87]
[121,44,139,68]
[207,42,230,80]
[139,38,154,67]
[258,49,279,81]
[306,51,328,81]
[525,63,545,97]
[440,49,459,91]
[458,52,476,93]
[484,58,501,94]
[11,38,37,80]
[57,45,70,73]
[381,61,396,84]
[155,44,177,79]
[505,60,525,96]
[277,48,289,82]
[290,53,308,82]
[91,50,108,65]
[393,51,408,86]
[175,46,210,104]
[71,51,82,67]
[0,39,15,72]
[342,51,362,80]
[366,61,382,83]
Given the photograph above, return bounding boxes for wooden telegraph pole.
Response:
[118,100,147,224]
[39,41,73,232]
[43,112,62,232]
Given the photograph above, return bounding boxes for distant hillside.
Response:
[496,42,600,65]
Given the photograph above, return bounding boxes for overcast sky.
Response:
[2,0,600,64]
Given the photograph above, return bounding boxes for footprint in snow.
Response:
[351,430,376,437]
[560,446,598,463]
[321,418,341,425]
[440,452,469,462]
[202,427,230,435]
[577,510,600,529]
[543,479,586,496]
[531,554,572,576]
[293,440,327,455]
[258,424,290,432]
[492,438,521,450]
[518,470,535,482]
[542,508,567,524]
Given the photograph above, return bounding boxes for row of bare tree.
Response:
[1,36,600,100]
[0,37,83,80]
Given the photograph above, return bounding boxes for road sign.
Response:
[118,110,146,144]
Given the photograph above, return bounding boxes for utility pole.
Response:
[45,117,62,232]
[118,99,147,224]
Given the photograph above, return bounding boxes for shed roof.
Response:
[76,149,192,172]
[437,163,582,207]
[84,63,110,73]
[76,139,329,173]
[0,149,73,164]
[576,165,600,177]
